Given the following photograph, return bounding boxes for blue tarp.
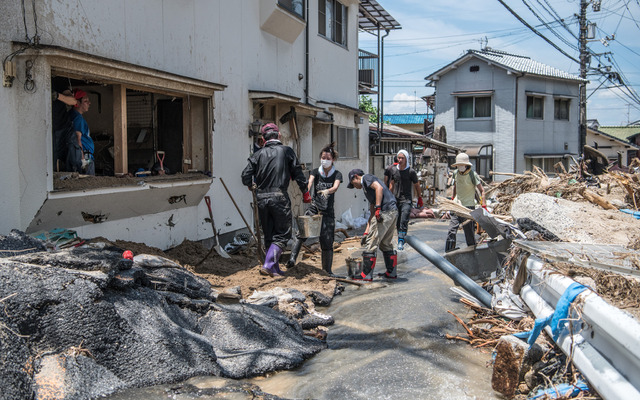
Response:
[621,209,640,219]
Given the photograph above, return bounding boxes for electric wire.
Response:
[495,0,580,63]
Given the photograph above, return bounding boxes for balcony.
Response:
[358,49,378,94]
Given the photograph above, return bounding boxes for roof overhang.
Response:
[26,43,226,97]
[248,90,324,113]
[358,0,401,32]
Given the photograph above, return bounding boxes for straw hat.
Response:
[452,152,472,167]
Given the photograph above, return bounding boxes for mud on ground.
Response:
[93,237,344,302]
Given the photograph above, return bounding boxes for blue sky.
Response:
[359,0,640,126]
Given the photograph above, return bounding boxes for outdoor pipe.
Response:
[405,235,493,308]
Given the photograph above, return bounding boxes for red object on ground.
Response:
[122,250,134,260]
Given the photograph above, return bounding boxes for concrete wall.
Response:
[0,0,368,248]
[515,76,580,172]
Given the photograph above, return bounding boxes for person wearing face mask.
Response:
[286,143,343,277]
[445,152,485,252]
[386,149,423,251]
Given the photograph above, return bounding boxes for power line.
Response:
[494,0,580,63]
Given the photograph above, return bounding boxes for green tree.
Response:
[359,95,379,123]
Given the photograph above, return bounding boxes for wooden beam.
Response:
[113,85,127,175]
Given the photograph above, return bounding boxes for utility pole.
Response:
[578,0,588,155]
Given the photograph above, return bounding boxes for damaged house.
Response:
[425,48,587,179]
[0,0,397,249]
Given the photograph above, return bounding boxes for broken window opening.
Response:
[51,74,212,188]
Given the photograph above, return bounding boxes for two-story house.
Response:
[0,0,396,249]
[425,48,586,178]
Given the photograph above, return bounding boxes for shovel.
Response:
[197,196,230,264]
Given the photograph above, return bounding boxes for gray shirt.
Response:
[362,174,396,211]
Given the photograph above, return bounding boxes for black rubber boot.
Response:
[354,251,376,281]
[445,238,458,253]
[378,250,397,279]
[286,237,304,269]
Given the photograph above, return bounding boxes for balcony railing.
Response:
[358,49,378,94]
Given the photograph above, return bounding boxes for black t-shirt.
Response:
[388,165,418,202]
[310,168,343,216]
[362,174,396,211]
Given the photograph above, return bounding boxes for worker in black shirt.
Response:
[287,143,343,276]
[241,123,312,276]
[347,169,398,281]
[386,150,423,250]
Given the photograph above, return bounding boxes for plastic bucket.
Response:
[347,257,363,278]
[296,215,322,238]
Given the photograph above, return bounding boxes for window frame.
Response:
[337,126,359,159]
[318,0,348,47]
[526,95,544,119]
[44,47,223,180]
[278,0,305,19]
[554,97,570,121]
[456,95,492,119]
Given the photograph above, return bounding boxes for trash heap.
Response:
[439,163,640,400]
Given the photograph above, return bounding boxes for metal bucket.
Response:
[346,257,363,278]
[296,215,322,238]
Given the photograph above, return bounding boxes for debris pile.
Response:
[0,234,327,399]
[440,162,640,399]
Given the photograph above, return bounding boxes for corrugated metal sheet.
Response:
[383,114,432,125]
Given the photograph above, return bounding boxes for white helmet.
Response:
[452,152,472,167]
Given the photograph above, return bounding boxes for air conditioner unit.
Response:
[359,69,375,87]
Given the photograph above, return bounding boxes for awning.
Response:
[451,90,494,96]
[248,90,323,113]
[524,153,575,159]
[358,0,401,31]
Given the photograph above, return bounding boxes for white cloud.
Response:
[384,93,427,114]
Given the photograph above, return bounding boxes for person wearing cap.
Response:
[347,169,398,281]
[385,149,423,251]
[241,123,312,277]
[67,89,95,175]
[445,152,485,252]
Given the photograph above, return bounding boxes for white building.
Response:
[425,48,586,178]
[0,0,396,249]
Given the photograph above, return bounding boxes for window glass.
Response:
[319,0,347,46]
[278,0,305,18]
[474,96,491,118]
[554,98,570,120]
[458,97,473,118]
[526,96,544,119]
[337,126,358,158]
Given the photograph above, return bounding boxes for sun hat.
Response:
[452,152,472,167]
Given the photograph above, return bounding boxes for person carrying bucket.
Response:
[287,143,343,277]
[241,123,312,277]
[445,152,485,252]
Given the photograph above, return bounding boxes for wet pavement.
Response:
[106,219,499,399]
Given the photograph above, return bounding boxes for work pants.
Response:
[396,200,413,234]
[257,191,292,250]
[446,208,476,249]
[363,209,398,253]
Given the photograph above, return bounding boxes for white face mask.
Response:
[458,166,467,172]
[321,159,332,168]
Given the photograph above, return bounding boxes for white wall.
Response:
[0,0,366,247]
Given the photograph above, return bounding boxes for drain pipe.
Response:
[405,236,493,308]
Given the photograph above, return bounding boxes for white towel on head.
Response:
[397,149,410,170]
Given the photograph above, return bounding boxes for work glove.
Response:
[375,205,382,222]
[417,197,423,208]
[303,191,312,203]
[360,232,368,246]
[318,189,330,198]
